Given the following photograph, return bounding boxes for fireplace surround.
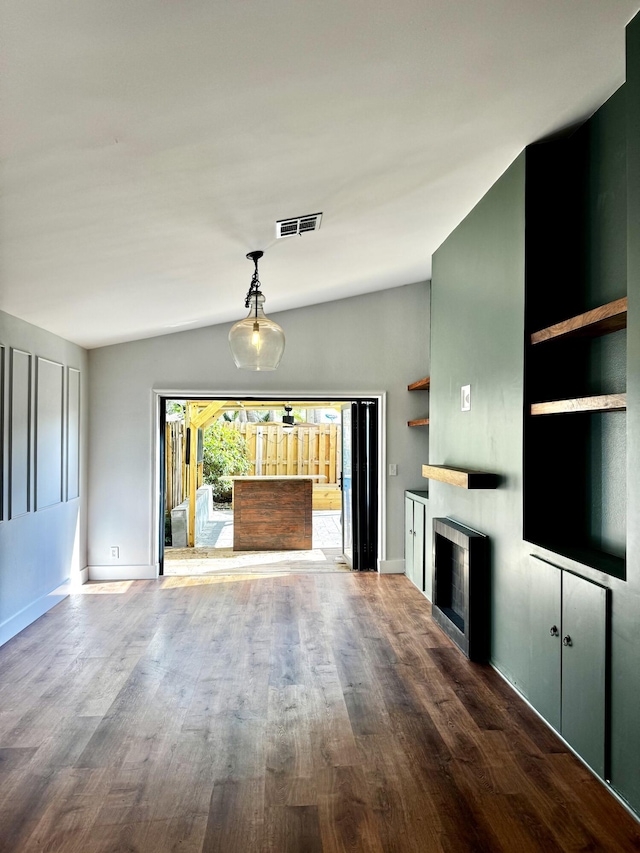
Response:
[432,517,489,661]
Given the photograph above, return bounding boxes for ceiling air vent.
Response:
[276,212,322,239]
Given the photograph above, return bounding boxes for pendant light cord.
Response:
[244,253,262,312]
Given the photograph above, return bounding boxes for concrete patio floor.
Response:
[193,507,342,549]
[164,508,346,576]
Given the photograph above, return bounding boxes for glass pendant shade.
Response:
[228,293,285,371]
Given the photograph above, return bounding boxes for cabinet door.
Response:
[405,497,415,581]
[561,572,608,779]
[528,557,562,732]
[405,497,425,590]
[413,500,425,591]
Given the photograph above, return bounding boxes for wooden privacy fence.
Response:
[165,419,187,513]
[229,422,341,483]
[165,420,342,514]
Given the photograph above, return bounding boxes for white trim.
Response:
[0,579,71,648]
[151,389,387,572]
[378,558,405,574]
[88,564,158,581]
[78,566,89,585]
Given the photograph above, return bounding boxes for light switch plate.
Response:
[461,385,471,411]
[388,463,398,476]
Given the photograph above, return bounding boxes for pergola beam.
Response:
[191,400,227,429]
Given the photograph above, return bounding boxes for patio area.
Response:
[164,508,345,576]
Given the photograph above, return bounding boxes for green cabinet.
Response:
[528,558,562,731]
[405,491,428,592]
[529,557,610,779]
[562,571,609,779]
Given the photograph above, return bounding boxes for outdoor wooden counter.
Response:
[231,476,316,551]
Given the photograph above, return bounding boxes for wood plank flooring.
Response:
[0,573,638,852]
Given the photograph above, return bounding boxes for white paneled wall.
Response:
[67,367,81,501]
[9,349,31,518]
[35,357,64,511]
[0,311,88,646]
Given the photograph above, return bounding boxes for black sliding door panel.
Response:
[351,400,378,571]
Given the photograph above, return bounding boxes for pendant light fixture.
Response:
[228,251,285,371]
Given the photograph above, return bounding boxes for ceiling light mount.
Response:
[228,250,285,371]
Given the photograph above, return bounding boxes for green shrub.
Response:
[202,421,250,502]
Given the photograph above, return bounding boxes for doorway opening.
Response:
[157,396,380,576]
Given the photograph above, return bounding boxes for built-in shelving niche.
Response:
[407,377,430,427]
[524,124,627,580]
[526,297,626,579]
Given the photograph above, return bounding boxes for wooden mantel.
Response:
[422,464,499,489]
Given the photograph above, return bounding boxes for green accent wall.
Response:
[429,153,528,687]
[427,11,640,816]
[613,10,640,809]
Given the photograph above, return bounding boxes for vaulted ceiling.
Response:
[2,1,638,348]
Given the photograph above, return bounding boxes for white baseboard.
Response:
[55,568,90,593]
[378,559,405,574]
[88,564,158,581]
[0,579,74,648]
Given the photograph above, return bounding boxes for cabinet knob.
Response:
[562,635,572,647]
[409,529,413,535]
[549,625,559,637]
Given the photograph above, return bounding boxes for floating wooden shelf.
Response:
[422,464,499,489]
[531,393,626,416]
[408,377,430,391]
[408,418,429,427]
[531,297,627,345]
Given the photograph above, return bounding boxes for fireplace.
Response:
[432,518,489,661]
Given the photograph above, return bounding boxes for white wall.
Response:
[0,310,89,646]
[87,282,430,577]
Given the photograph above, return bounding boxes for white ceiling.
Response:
[1,1,638,348]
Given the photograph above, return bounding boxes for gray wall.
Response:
[87,282,430,574]
[0,310,89,646]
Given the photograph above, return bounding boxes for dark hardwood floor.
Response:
[0,573,638,852]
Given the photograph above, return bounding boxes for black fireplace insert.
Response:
[432,517,489,661]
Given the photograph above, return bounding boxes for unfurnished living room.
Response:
[2,2,640,851]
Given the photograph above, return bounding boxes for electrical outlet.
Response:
[388,463,398,476]
[110,546,120,559]
[461,384,471,411]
